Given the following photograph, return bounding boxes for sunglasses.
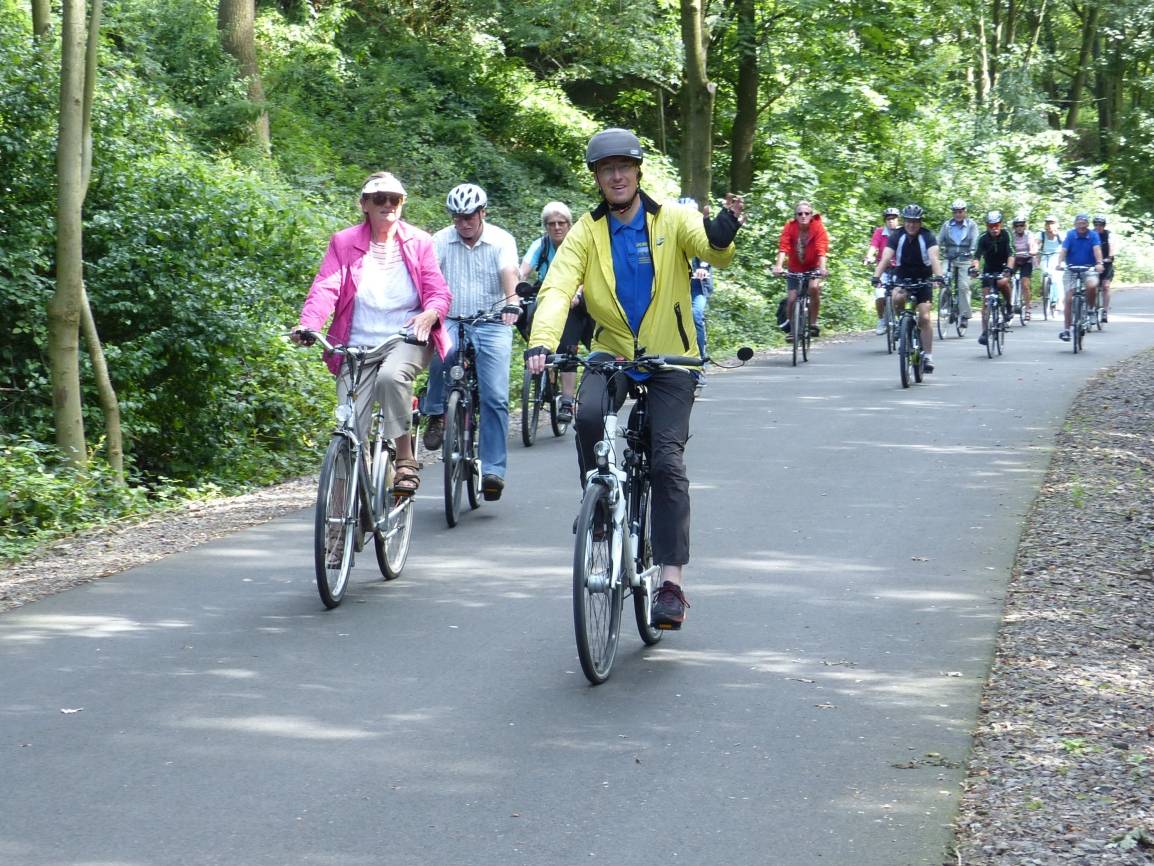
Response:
[796,210,813,216]
[545,220,570,228]
[452,210,481,222]
[366,192,403,206]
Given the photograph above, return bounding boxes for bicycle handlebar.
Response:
[544,352,705,371]
[295,329,426,354]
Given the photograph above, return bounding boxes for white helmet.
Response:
[540,201,572,225]
[446,183,488,215]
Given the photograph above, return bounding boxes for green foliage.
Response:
[0,436,182,562]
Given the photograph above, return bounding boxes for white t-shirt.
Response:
[348,239,422,345]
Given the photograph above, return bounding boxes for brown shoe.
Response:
[422,415,444,451]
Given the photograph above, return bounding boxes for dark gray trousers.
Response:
[574,365,696,566]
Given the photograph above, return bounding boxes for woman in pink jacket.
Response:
[292,172,452,494]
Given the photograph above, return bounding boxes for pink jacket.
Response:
[299,220,452,374]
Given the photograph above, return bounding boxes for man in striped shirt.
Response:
[424,183,521,500]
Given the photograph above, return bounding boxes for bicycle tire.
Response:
[985,300,996,358]
[573,483,624,684]
[790,295,802,366]
[898,317,913,388]
[368,429,396,579]
[548,369,570,437]
[377,495,413,580]
[466,397,481,510]
[884,298,896,354]
[936,287,950,340]
[630,478,663,646]
[801,296,811,362]
[1041,275,1051,320]
[520,368,542,447]
[1072,296,1084,354]
[913,328,924,383]
[315,435,356,609]
[443,389,466,527]
[995,308,1004,355]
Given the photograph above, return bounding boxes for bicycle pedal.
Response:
[655,621,682,631]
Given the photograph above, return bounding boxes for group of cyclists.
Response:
[291,125,1121,632]
[294,127,745,631]
[861,202,1117,367]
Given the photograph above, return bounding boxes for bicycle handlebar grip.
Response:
[403,334,429,346]
[659,355,706,367]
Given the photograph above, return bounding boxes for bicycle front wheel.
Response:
[800,298,812,362]
[630,478,663,646]
[573,483,624,685]
[443,389,466,527]
[790,297,802,366]
[898,318,913,388]
[884,300,896,354]
[1072,296,1084,354]
[315,436,356,609]
[936,288,950,340]
[520,368,541,447]
[466,400,481,510]
[1041,276,1051,320]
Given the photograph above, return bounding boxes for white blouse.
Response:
[348,239,422,345]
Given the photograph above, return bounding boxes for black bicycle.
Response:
[980,271,1010,358]
[554,349,752,684]
[879,276,898,355]
[439,308,507,527]
[299,330,422,608]
[779,269,821,366]
[937,255,968,339]
[1065,265,1093,353]
[515,283,571,447]
[892,278,934,388]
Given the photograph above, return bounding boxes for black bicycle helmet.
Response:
[900,204,924,220]
[883,207,900,218]
[585,128,644,170]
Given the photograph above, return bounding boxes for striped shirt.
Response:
[348,239,421,345]
[432,222,519,317]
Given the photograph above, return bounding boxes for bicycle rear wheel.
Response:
[315,436,356,609]
[520,368,542,447]
[898,318,913,388]
[630,478,663,646]
[573,483,624,685]
[548,369,570,437]
[443,389,466,527]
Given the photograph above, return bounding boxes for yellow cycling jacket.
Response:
[529,191,735,360]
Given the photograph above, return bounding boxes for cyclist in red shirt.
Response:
[772,200,829,339]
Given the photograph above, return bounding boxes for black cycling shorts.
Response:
[1014,259,1034,277]
[894,281,933,305]
[1101,262,1115,281]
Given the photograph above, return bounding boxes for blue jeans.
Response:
[424,321,512,478]
[691,290,708,358]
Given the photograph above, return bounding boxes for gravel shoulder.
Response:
[2,345,1152,864]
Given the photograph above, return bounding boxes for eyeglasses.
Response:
[366,192,403,206]
[545,220,570,228]
[795,210,813,216]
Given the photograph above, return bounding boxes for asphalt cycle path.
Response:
[2,288,1152,866]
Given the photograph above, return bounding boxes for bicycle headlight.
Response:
[593,440,611,468]
[449,365,465,382]
[334,404,354,425]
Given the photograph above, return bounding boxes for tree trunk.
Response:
[80,287,125,480]
[655,86,666,154]
[217,0,271,154]
[49,0,89,465]
[679,0,714,203]
[729,0,758,195]
[976,11,991,106]
[1064,1,1100,131]
[31,0,51,37]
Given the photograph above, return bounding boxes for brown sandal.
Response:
[392,459,421,496]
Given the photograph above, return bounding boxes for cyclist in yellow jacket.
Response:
[525,127,744,629]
